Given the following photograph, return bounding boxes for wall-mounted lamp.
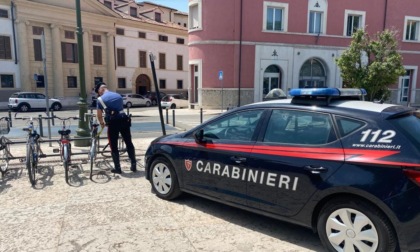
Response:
[332,53,335,57]
[314,1,320,7]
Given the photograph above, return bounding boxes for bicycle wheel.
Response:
[63,144,70,184]
[89,138,98,179]
[0,137,10,176]
[26,144,36,186]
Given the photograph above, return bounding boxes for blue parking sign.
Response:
[218,71,223,80]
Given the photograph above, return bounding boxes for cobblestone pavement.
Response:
[0,113,324,252]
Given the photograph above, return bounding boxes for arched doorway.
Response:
[263,65,282,97]
[135,74,150,94]
[299,58,327,88]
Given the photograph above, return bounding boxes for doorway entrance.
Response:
[135,74,150,95]
[263,65,282,97]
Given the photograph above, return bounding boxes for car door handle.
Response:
[304,165,328,174]
[231,156,247,164]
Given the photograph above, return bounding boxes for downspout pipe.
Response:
[11,1,18,64]
[383,0,388,30]
[237,0,243,107]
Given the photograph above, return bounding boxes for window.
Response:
[404,17,420,41]
[0,9,8,18]
[139,51,147,68]
[118,78,126,88]
[117,48,125,66]
[116,28,124,35]
[93,46,102,65]
[176,38,185,44]
[399,70,413,103]
[309,11,323,34]
[189,0,202,30]
[335,117,365,137]
[159,35,168,42]
[67,76,77,88]
[33,39,42,61]
[177,80,183,89]
[155,12,161,22]
[201,110,264,141]
[159,53,166,69]
[138,32,146,38]
[61,42,78,63]
[92,34,101,43]
[299,58,326,88]
[263,110,335,145]
[0,74,14,88]
[104,0,112,9]
[130,7,137,17]
[159,79,166,89]
[344,10,365,36]
[36,75,44,88]
[32,26,44,35]
[0,36,12,59]
[65,30,75,39]
[263,2,288,32]
[177,55,183,71]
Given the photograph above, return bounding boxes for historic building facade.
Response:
[0,0,187,107]
[188,0,420,109]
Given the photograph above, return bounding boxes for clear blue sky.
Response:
[138,0,189,13]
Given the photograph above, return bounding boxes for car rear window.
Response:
[390,111,420,149]
[10,93,18,98]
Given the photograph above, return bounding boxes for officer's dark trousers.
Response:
[107,116,136,169]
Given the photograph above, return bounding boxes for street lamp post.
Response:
[74,0,90,146]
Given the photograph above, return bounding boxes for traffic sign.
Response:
[218,71,223,80]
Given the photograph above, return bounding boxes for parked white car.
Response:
[121,94,151,108]
[8,92,62,112]
[161,94,188,109]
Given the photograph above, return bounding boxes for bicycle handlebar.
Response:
[0,117,9,121]
[54,116,79,121]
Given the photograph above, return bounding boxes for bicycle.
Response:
[53,116,78,184]
[0,117,13,177]
[15,114,45,186]
[85,113,105,180]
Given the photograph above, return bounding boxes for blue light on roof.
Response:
[289,88,367,97]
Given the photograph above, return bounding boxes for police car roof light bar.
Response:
[289,88,367,106]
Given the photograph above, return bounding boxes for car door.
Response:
[35,93,46,109]
[178,109,266,205]
[246,109,344,217]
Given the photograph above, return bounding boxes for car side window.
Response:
[263,110,335,145]
[36,94,45,99]
[335,116,366,137]
[201,110,264,141]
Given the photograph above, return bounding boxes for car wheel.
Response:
[51,102,62,111]
[170,103,176,109]
[317,197,397,252]
[126,102,132,108]
[19,103,30,112]
[152,99,157,106]
[150,157,181,200]
[145,101,151,107]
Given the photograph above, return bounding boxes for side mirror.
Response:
[193,129,207,144]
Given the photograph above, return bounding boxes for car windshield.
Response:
[390,111,420,150]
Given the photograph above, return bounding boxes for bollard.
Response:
[8,109,12,127]
[166,108,169,124]
[200,108,203,124]
[38,114,44,137]
[50,109,55,126]
[172,109,175,127]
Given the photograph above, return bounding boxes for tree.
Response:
[336,29,405,101]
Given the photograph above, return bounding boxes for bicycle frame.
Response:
[86,113,104,180]
[0,117,12,177]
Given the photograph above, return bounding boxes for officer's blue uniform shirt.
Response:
[97,91,124,113]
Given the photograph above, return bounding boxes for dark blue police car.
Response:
[144,88,420,252]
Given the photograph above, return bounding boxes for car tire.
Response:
[317,197,397,252]
[150,157,181,200]
[170,104,176,109]
[145,101,151,107]
[51,102,62,111]
[126,102,132,108]
[19,103,30,112]
[152,99,157,106]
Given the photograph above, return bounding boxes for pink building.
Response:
[188,0,420,109]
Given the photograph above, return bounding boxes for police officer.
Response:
[95,82,137,174]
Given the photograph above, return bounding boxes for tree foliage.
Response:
[336,29,405,101]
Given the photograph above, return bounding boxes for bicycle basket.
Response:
[0,120,10,135]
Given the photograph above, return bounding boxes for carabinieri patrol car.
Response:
[144,88,420,252]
